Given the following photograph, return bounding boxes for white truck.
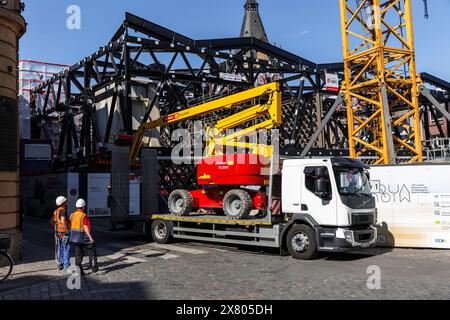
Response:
[149,156,377,260]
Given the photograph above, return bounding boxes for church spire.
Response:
[240,0,269,42]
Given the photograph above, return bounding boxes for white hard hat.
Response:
[56,196,67,206]
[76,198,86,208]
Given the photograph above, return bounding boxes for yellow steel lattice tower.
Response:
[339,0,423,164]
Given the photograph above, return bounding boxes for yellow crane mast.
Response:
[339,0,423,164]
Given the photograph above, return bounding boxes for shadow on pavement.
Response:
[0,274,154,300]
[97,261,142,274]
[174,238,394,262]
[321,247,394,261]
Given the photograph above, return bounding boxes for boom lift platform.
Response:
[131,82,282,220]
[149,150,284,249]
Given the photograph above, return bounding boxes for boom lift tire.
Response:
[168,189,193,216]
[151,219,173,244]
[223,189,253,219]
[286,224,318,260]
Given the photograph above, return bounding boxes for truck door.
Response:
[281,164,303,213]
[301,166,337,226]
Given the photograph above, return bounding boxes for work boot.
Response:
[74,265,85,276]
[58,265,64,271]
[91,254,98,273]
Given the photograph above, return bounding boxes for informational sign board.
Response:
[325,73,339,92]
[219,72,243,82]
[24,144,52,160]
[87,173,111,217]
[370,164,450,249]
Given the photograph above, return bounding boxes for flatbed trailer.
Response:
[149,213,285,251]
[148,153,289,253]
[147,156,378,260]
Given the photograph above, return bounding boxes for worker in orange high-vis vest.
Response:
[70,199,98,275]
[50,196,71,270]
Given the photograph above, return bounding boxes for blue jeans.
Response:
[56,235,71,269]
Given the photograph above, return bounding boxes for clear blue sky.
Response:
[20,0,450,81]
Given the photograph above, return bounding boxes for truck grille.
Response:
[351,212,375,226]
[357,232,372,242]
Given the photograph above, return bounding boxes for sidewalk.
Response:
[0,217,152,300]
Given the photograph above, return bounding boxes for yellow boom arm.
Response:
[129,82,282,162]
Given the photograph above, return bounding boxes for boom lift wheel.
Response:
[168,189,193,216]
[223,189,252,219]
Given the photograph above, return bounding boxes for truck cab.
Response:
[280,157,377,259]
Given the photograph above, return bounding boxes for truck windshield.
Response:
[333,167,371,197]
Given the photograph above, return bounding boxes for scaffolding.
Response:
[19,60,69,142]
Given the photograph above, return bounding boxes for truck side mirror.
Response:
[315,178,330,199]
[315,167,327,178]
[365,170,371,181]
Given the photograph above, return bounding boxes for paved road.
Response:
[1,217,450,300]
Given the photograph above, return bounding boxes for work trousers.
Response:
[73,242,98,270]
[56,235,71,269]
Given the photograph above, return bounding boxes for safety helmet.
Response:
[76,198,86,208]
[56,196,67,206]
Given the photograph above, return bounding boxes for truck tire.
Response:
[168,189,193,216]
[286,224,318,260]
[151,219,173,244]
[223,189,253,219]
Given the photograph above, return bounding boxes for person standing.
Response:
[69,198,98,275]
[50,196,71,270]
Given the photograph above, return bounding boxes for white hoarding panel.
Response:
[370,164,450,249]
[129,174,141,216]
[87,173,111,217]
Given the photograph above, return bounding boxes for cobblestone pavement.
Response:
[1,217,450,300]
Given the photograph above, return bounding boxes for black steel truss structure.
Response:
[30,12,450,172]
[420,73,450,141]
[30,12,347,169]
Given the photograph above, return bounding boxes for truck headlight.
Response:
[344,230,353,243]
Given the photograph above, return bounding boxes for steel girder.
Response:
[30,12,346,169]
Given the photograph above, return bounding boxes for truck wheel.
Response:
[168,189,193,216]
[286,224,318,260]
[151,219,173,244]
[223,189,252,219]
